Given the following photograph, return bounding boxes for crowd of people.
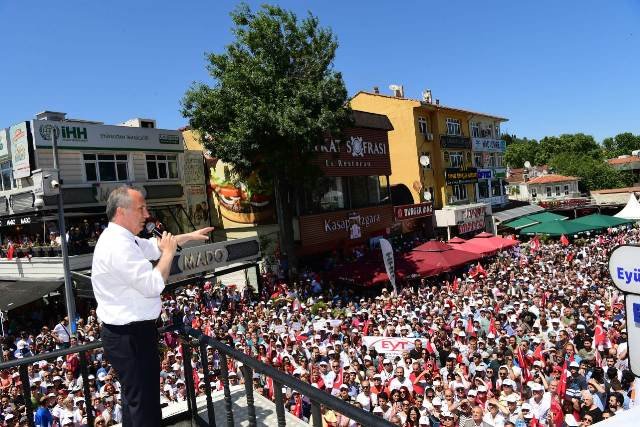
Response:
[0,226,639,426]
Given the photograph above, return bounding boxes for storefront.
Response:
[392,202,434,236]
[296,111,394,256]
[434,202,492,240]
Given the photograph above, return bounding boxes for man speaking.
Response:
[92,186,213,426]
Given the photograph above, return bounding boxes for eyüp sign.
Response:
[608,245,640,377]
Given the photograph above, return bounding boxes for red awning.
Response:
[412,240,452,252]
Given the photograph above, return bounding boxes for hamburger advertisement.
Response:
[209,159,275,225]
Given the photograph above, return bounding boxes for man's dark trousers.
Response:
[102,320,160,427]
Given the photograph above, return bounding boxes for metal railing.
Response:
[0,325,394,427]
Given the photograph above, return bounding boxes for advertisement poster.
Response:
[186,184,209,228]
[10,122,31,179]
[0,128,9,159]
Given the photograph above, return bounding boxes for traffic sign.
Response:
[608,245,640,294]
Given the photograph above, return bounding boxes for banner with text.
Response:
[362,336,432,359]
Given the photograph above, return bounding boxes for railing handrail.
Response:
[184,326,396,427]
[0,340,104,370]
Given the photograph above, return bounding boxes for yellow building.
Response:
[350,90,508,237]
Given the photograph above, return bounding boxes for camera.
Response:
[50,180,60,189]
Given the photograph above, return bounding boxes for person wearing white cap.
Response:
[482,399,505,427]
[527,382,550,422]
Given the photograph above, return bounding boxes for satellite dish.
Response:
[423,191,432,201]
[524,161,532,169]
[419,155,431,167]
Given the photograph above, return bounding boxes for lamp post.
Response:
[52,129,77,338]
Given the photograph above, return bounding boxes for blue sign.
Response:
[477,169,492,179]
[634,303,640,324]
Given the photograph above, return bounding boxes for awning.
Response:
[572,213,634,228]
[493,204,545,223]
[519,220,595,237]
[0,278,64,311]
[502,212,567,229]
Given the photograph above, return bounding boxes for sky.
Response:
[1,0,639,142]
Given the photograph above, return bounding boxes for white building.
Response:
[509,173,580,204]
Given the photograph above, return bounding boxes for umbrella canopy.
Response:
[447,237,466,244]
[615,194,640,220]
[474,232,494,238]
[409,245,481,273]
[454,238,501,256]
[502,212,567,229]
[519,220,595,236]
[572,213,634,228]
[412,240,452,252]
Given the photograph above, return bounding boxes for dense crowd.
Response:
[0,226,639,426]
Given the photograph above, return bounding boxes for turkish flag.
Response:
[594,316,606,347]
[533,343,544,361]
[7,244,14,261]
[488,316,498,336]
[466,318,476,337]
[557,360,568,399]
[560,234,569,246]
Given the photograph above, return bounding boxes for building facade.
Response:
[350,90,507,237]
[509,173,581,205]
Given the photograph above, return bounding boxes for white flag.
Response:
[379,238,397,296]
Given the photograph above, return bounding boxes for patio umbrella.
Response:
[447,237,466,244]
[519,220,595,237]
[412,240,452,252]
[469,232,519,251]
[571,213,633,229]
[411,241,481,273]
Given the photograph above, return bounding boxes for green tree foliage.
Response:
[182,4,351,272]
[535,134,602,165]
[549,153,633,192]
[504,137,539,168]
[602,133,640,159]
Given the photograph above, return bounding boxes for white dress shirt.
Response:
[92,222,164,325]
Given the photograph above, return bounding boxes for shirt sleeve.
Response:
[109,239,165,298]
[134,237,162,261]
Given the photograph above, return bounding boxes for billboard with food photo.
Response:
[209,158,275,226]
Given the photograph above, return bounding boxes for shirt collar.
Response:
[108,222,135,239]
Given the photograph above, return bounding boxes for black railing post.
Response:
[311,401,322,427]
[241,365,257,427]
[199,339,215,425]
[218,352,234,427]
[273,380,286,427]
[19,364,35,427]
[79,350,95,427]
[181,339,198,420]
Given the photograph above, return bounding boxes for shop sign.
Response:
[494,169,507,178]
[394,202,433,220]
[445,168,478,185]
[477,169,492,179]
[538,198,588,209]
[458,219,485,234]
[440,135,471,149]
[313,132,391,176]
[0,216,35,228]
[10,122,31,179]
[31,120,183,152]
[0,128,9,159]
[472,138,506,152]
[454,205,488,224]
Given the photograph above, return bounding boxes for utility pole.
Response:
[52,129,77,337]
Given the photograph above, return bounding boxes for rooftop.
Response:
[526,174,578,185]
[607,156,640,165]
[590,186,640,195]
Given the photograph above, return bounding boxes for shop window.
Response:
[83,153,129,182]
[1,161,15,191]
[417,116,428,134]
[449,152,464,168]
[478,181,490,199]
[349,176,382,208]
[452,184,467,201]
[304,176,344,213]
[446,118,461,136]
[146,154,178,180]
[564,184,569,195]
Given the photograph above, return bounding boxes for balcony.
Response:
[440,134,471,149]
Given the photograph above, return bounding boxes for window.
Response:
[471,122,481,138]
[495,124,500,138]
[83,153,129,182]
[564,185,569,195]
[546,186,552,197]
[417,117,428,135]
[452,184,467,201]
[487,153,496,168]
[555,186,561,196]
[478,181,490,199]
[449,151,464,168]
[474,152,483,168]
[531,188,537,199]
[0,161,14,191]
[146,154,178,180]
[304,176,344,213]
[492,180,502,197]
[480,125,493,138]
[495,154,504,168]
[446,118,461,135]
[420,152,431,169]
[349,176,381,208]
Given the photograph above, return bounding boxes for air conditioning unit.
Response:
[448,196,455,204]
[425,132,434,141]
[632,150,640,157]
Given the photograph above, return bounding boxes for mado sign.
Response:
[609,245,640,294]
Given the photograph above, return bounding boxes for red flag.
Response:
[452,277,459,293]
[560,234,569,247]
[466,318,476,337]
[7,243,14,261]
[332,367,343,390]
[292,394,303,418]
[362,319,371,336]
[266,376,274,399]
[488,316,498,336]
[557,360,568,399]
[530,235,540,252]
[594,315,606,347]
[550,397,564,426]
[475,262,486,277]
[516,347,532,384]
[533,343,544,361]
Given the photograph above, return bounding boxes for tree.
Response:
[549,154,633,192]
[536,134,602,165]
[504,137,539,168]
[182,4,351,274]
[602,132,640,159]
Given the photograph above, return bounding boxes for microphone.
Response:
[145,222,182,251]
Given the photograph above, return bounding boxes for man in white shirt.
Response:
[92,186,212,427]
[389,366,413,391]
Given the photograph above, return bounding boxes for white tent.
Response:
[615,194,640,220]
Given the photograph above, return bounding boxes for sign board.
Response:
[394,202,433,221]
[445,168,478,185]
[477,169,492,180]
[0,128,9,159]
[169,237,261,280]
[9,122,31,178]
[440,135,471,149]
[31,120,183,152]
[362,336,433,359]
[609,245,640,377]
[471,138,506,152]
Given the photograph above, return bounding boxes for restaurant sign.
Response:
[471,138,506,152]
[458,219,486,234]
[538,198,588,209]
[394,202,433,221]
[0,215,36,228]
[445,168,478,185]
